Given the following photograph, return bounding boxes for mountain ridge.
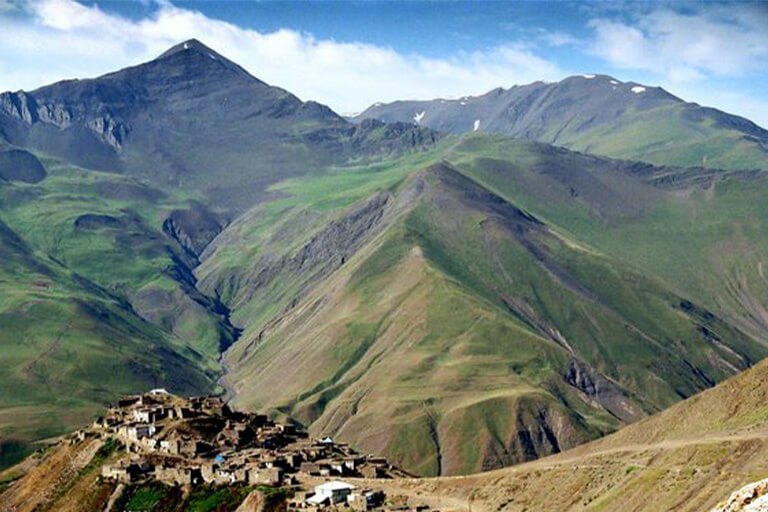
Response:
[354,74,768,171]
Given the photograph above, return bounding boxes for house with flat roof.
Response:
[307,481,356,506]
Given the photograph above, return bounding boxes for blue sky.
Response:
[1,0,767,126]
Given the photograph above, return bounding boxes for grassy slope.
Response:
[446,134,768,344]
[378,349,768,512]
[0,215,214,470]
[204,140,767,476]
[0,154,225,469]
[543,102,768,171]
[0,154,231,359]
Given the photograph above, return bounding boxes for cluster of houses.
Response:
[89,390,412,510]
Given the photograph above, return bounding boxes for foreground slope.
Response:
[198,136,767,476]
[376,347,768,512]
[355,75,768,170]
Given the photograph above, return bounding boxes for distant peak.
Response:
[564,74,619,82]
[154,38,264,84]
[158,38,216,59]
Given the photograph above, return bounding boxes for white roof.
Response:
[149,388,169,395]
[306,494,328,505]
[316,481,356,492]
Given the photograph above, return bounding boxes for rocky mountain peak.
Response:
[158,38,215,58]
[151,38,261,84]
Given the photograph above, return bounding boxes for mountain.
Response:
[197,134,768,476]
[373,342,768,511]
[0,41,443,470]
[0,39,440,211]
[3,40,768,482]
[353,74,768,171]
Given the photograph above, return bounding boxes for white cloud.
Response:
[0,0,565,113]
[588,6,768,82]
[538,30,581,47]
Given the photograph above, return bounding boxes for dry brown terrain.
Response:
[359,354,768,512]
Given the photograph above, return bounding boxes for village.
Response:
[82,389,427,511]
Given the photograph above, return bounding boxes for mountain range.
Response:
[1,40,768,481]
[353,74,768,171]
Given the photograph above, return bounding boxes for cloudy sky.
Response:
[1,0,767,126]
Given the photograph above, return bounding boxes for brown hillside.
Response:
[371,354,768,511]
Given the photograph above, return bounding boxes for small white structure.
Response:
[149,388,169,395]
[307,481,356,506]
[133,409,152,423]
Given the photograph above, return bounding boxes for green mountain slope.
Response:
[197,139,768,476]
[0,141,230,470]
[354,75,768,170]
[0,148,238,358]
[444,134,768,344]
[0,213,214,470]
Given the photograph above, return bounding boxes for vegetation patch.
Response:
[0,440,33,472]
[115,481,182,512]
[185,484,255,512]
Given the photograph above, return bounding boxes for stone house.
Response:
[179,439,213,457]
[285,453,303,469]
[155,465,202,486]
[247,466,283,486]
[300,462,325,476]
[119,423,159,441]
[160,438,180,454]
[102,460,152,483]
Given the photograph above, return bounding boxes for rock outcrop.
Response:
[712,478,768,512]
[0,91,129,149]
